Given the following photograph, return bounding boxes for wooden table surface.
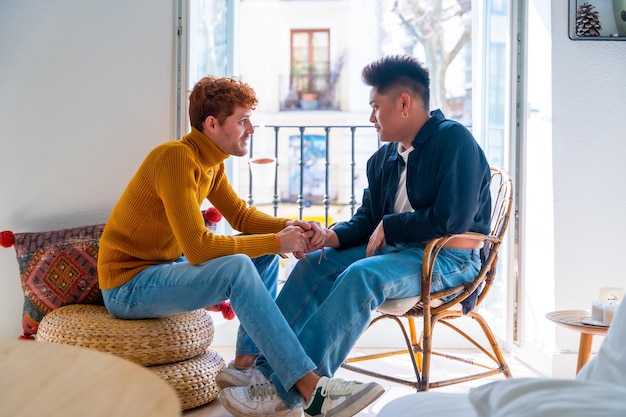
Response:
[0,339,181,417]
[545,309,609,373]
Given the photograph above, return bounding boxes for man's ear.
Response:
[203,115,218,133]
[399,92,411,111]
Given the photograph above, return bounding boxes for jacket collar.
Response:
[387,109,445,164]
[411,109,446,147]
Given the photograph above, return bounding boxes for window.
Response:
[184,0,235,235]
[186,0,519,349]
[381,0,514,342]
[187,0,232,84]
[290,30,330,101]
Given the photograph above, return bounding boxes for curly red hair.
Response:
[189,76,258,131]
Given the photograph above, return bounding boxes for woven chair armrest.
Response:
[420,232,500,311]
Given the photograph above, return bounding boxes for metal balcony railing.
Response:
[247,124,379,227]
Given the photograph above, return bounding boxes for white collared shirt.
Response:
[394,145,414,214]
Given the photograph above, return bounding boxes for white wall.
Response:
[547,1,626,376]
[0,1,177,338]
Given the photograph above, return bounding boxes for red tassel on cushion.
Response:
[204,207,223,224]
[219,301,235,320]
[205,301,236,320]
[0,230,15,248]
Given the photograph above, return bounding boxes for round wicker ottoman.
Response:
[37,304,225,409]
[151,349,224,410]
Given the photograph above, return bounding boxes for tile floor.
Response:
[183,346,540,417]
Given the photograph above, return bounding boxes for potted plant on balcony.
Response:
[299,92,319,110]
[293,64,320,110]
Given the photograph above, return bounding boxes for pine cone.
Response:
[576,2,602,37]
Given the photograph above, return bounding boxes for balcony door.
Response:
[182,0,522,350]
[290,30,329,96]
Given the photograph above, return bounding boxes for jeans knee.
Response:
[226,254,262,286]
[342,263,370,283]
[228,253,256,272]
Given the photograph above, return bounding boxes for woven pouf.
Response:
[150,348,225,410]
[37,304,225,409]
[37,304,214,366]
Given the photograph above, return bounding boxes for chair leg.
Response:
[407,316,423,373]
[431,310,512,380]
[342,314,424,389]
[420,314,433,391]
[343,310,511,390]
[465,311,512,378]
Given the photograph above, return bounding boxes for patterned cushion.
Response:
[12,224,105,337]
[7,209,221,337]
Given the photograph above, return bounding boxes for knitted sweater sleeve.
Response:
[155,148,287,265]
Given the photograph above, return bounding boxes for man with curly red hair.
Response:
[98,76,383,417]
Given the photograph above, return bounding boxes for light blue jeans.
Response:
[255,243,481,407]
[101,254,316,391]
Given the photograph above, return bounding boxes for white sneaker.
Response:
[215,363,269,389]
[303,377,384,417]
[219,383,303,417]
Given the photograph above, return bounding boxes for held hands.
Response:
[290,219,326,248]
[279,218,384,259]
[276,226,312,255]
[280,219,329,259]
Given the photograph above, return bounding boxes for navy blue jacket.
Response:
[333,110,491,248]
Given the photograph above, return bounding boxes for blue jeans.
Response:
[255,243,481,407]
[101,254,316,392]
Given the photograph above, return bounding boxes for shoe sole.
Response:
[215,371,249,390]
[216,367,269,390]
[308,384,385,417]
[218,389,303,417]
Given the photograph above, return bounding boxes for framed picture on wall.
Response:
[569,0,626,40]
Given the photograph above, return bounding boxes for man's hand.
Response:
[276,226,313,254]
[284,219,335,259]
[288,219,326,248]
[366,220,386,257]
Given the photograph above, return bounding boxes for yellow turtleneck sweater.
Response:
[98,127,289,290]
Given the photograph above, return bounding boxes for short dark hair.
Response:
[362,55,430,108]
[189,76,258,131]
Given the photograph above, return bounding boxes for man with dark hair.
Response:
[98,75,383,417]
[220,55,491,416]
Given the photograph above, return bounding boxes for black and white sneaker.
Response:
[303,377,384,417]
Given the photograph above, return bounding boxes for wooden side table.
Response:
[545,309,609,373]
[0,339,181,417]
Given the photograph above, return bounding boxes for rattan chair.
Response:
[342,166,513,391]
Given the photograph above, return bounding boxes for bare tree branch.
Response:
[387,0,471,116]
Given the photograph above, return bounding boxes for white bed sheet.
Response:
[378,392,476,417]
